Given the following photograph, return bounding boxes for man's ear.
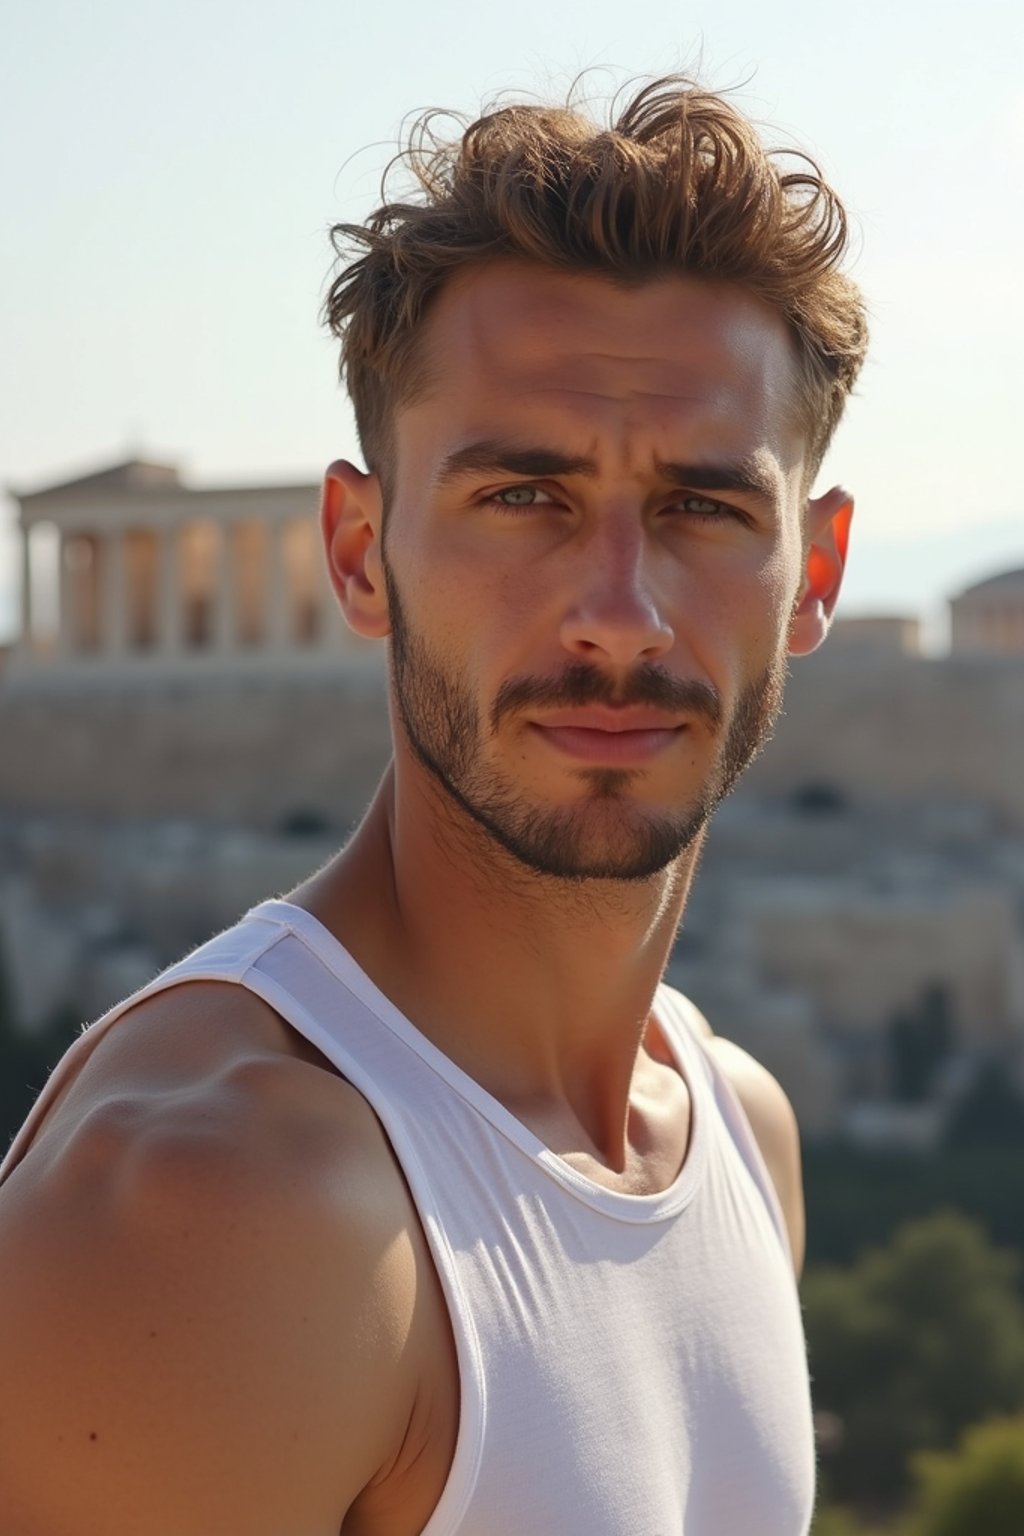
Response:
[788,485,854,657]
[321,459,390,639]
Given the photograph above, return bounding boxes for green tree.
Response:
[905,1417,1024,1536]
[803,1213,1024,1512]
[809,1503,868,1535]
[946,1060,1024,1151]
[803,1143,1024,1280]
[886,984,953,1102]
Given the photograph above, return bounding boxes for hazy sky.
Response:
[3,0,1022,645]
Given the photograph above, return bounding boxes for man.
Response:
[0,77,866,1534]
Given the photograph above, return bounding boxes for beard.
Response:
[385,566,786,883]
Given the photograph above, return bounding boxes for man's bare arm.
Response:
[0,997,424,1536]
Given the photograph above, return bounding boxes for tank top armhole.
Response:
[231,954,488,1536]
[655,986,795,1273]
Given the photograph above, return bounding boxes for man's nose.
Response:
[558,522,675,668]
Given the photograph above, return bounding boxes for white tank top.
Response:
[0,900,816,1534]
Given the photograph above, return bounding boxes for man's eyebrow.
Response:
[656,458,782,503]
[433,439,782,503]
[433,440,598,486]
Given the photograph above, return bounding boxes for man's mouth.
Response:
[529,708,687,764]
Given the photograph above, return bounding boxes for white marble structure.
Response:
[826,614,922,657]
[950,567,1024,656]
[8,458,377,679]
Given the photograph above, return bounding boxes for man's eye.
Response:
[674,494,733,519]
[489,485,555,509]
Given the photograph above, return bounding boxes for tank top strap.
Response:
[654,983,794,1269]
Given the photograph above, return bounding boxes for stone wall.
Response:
[744,652,1024,831]
[0,667,392,831]
[2,650,1023,831]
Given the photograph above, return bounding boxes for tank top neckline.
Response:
[249,898,709,1223]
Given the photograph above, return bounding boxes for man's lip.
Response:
[529,707,686,732]
[527,720,686,765]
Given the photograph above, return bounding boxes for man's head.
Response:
[321,79,866,883]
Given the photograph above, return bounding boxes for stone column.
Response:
[100,531,127,654]
[316,528,348,651]
[57,531,75,657]
[213,521,236,652]
[156,525,181,655]
[18,523,32,655]
[266,521,291,651]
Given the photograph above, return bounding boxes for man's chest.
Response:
[349,1177,813,1536]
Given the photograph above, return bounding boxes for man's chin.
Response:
[468,796,712,884]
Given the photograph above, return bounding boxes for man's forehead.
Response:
[423,261,795,384]
[402,261,805,476]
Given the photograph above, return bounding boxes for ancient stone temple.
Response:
[949,567,1024,656]
[8,457,377,679]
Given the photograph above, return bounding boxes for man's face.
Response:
[380,262,814,882]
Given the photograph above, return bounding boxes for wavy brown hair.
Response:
[323,77,868,481]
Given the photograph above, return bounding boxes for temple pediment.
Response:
[12,458,183,503]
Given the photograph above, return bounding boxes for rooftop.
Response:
[10,457,319,505]
[952,567,1024,601]
[10,458,183,501]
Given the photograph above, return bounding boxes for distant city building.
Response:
[949,567,1024,655]
[6,457,378,679]
[827,614,921,657]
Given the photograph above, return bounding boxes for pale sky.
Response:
[2,0,1022,646]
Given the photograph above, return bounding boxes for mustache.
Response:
[491,663,722,733]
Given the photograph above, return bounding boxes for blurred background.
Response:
[2,1,1023,1529]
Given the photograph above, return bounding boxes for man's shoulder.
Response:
[24,977,416,1258]
[13,980,364,1186]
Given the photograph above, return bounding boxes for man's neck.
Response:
[292,762,703,1168]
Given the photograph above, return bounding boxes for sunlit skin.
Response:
[299,260,852,1193]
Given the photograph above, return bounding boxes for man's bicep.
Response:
[0,1103,413,1536]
